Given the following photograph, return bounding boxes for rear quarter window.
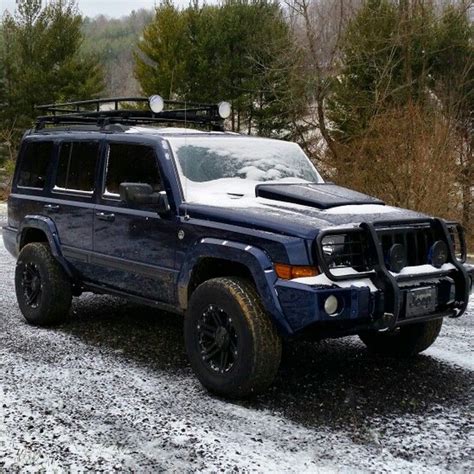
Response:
[17,141,54,189]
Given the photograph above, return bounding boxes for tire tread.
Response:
[359,318,443,357]
[15,242,72,326]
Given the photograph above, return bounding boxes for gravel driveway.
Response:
[1,206,472,472]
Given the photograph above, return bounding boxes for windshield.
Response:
[168,136,322,203]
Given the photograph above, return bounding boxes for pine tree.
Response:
[135,0,301,137]
[1,0,104,133]
[327,0,438,141]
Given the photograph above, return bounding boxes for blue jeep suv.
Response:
[2,97,473,397]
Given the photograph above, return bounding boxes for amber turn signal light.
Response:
[274,263,319,280]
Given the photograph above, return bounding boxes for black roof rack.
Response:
[35,96,226,132]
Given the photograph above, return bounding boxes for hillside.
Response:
[81,9,153,96]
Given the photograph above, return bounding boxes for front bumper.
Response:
[277,266,473,333]
[276,218,473,334]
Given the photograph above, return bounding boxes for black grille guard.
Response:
[315,218,471,327]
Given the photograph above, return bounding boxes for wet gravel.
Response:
[0,206,473,471]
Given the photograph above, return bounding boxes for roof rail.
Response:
[34,96,229,131]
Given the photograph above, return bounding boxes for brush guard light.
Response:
[429,240,448,268]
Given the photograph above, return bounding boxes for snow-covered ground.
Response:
[0,209,472,472]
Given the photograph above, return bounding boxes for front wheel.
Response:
[184,277,282,398]
[358,318,443,357]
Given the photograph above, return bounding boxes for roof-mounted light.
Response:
[149,95,164,114]
[218,101,231,119]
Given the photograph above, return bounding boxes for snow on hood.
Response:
[181,178,427,238]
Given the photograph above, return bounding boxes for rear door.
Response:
[92,141,178,303]
[48,140,101,279]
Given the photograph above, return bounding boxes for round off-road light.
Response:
[218,101,231,119]
[388,243,406,273]
[149,95,164,113]
[324,295,339,316]
[430,240,448,268]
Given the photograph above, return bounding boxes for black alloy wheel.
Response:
[15,242,72,326]
[197,304,239,374]
[21,262,43,308]
[184,277,282,398]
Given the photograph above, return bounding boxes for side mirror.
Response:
[119,182,171,215]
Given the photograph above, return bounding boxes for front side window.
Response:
[55,141,99,192]
[17,141,54,189]
[104,143,162,197]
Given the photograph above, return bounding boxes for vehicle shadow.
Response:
[60,294,472,430]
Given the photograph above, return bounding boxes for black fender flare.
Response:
[177,237,293,335]
[17,215,75,278]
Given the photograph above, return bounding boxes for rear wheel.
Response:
[184,277,282,398]
[359,318,443,357]
[15,243,72,326]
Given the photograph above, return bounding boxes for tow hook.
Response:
[373,312,395,331]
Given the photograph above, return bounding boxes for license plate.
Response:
[406,286,437,317]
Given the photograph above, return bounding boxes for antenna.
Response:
[183,99,190,221]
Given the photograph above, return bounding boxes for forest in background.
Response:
[81,9,153,96]
[0,0,472,247]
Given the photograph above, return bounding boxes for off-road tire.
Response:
[15,242,72,326]
[184,277,282,398]
[359,318,443,357]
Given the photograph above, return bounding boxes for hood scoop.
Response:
[255,183,384,209]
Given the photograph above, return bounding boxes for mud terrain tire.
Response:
[185,277,282,398]
[359,318,443,357]
[15,242,72,326]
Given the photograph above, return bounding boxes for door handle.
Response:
[44,204,60,213]
[96,211,115,222]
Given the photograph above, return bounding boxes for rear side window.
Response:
[104,143,162,196]
[55,142,99,193]
[17,141,54,189]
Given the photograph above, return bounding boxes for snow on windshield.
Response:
[168,136,322,203]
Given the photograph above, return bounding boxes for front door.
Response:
[92,141,178,303]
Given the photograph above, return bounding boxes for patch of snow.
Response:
[293,267,379,292]
[424,293,473,371]
[181,176,313,207]
[391,263,456,276]
[323,204,398,215]
[426,346,474,371]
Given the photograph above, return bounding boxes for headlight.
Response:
[319,231,371,272]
